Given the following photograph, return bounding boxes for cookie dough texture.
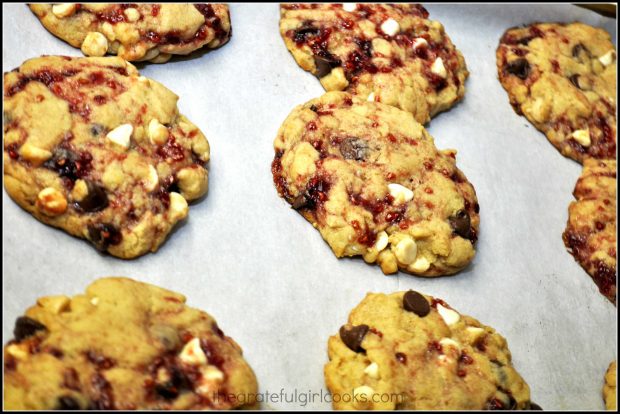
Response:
[280,4,468,124]
[272,92,479,276]
[497,22,616,163]
[29,4,231,63]
[3,56,210,258]
[604,361,617,410]
[563,159,616,304]
[3,277,258,410]
[325,291,532,410]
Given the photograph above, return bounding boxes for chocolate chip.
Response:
[339,137,369,161]
[403,290,430,317]
[572,43,591,60]
[75,181,108,213]
[339,324,369,352]
[56,395,81,410]
[449,209,471,238]
[87,223,122,251]
[44,147,92,182]
[314,54,340,78]
[90,124,106,137]
[505,58,530,80]
[13,316,47,341]
[293,23,320,42]
[529,402,543,410]
[569,74,581,89]
[291,193,309,210]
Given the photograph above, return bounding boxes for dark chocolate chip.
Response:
[529,402,543,410]
[314,54,340,78]
[449,209,471,238]
[309,105,319,113]
[293,23,320,42]
[13,316,47,342]
[291,193,309,210]
[339,137,369,161]
[87,223,122,251]
[403,290,430,317]
[339,324,369,352]
[90,124,106,137]
[572,43,591,59]
[569,74,581,89]
[75,181,108,213]
[56,395,81,410]
[505,58,530,80]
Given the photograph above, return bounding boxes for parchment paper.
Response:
[2,4,617,410]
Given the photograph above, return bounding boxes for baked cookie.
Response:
[3,277,258,410]
[4,56,210,258]
[272,92,479,276]
[325,290,536,410]
[604,361,617,410]
[497,22,616,163]
[280,4,468,124]
[29,4,231,63]
[563,158,616,304]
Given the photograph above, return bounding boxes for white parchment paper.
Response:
[2,3,617,410]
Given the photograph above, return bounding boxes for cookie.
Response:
[280,4,468,124]
[29,4,231,63]
[3,56,210,258]
[272,91,479,276]
[325,290,535,410]
[563,158,616,304]
[604,361,617,410]
[3,277,258,410]
[497,22,616,163]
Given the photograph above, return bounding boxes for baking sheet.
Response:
[1,3,617,410]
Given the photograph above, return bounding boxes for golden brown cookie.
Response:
[604,361,617,410]
[29,4,231,63]
[325,291,536,410]
[563,158,616,304]
[272,91,479,276]
[280,4,468,124]
[3,56,210,258]
[497,22,616,163]
[3,277,258,410]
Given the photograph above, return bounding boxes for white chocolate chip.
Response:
[148,118,169,145]
[342,3,357,12]
[367,92,376,102]
[571,129,591,147]
[179,338,207,365]
[90,297,100,306]
[37,187,67,216]
[124,7,140,22]
[106,124,133,149]
[409,256,430,273]
[437,304,460,326]
[138,75,150,85]
[18,143,52,166]
[380,18,400,37]
[52,3,77,18]
[388,183,414,204]
[394,236,418,265]
[439,337,461,352]
[412,37,428,50]
[431,57,447,78]
[6,344,29,360]
[169,192,189,221]
[81,32,109,57]
[364,362,380,379]
[202,365,224,382]
[465,326,485,342]
[599,50,616,66]
[353,385,375,398]
[374,231,389,252]
[144,165,159,192]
